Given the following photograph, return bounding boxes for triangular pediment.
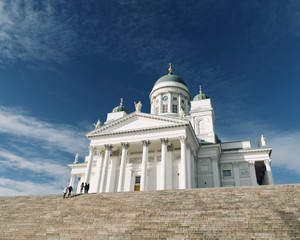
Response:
[87,112,188,138]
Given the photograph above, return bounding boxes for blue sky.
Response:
[0,0,299,196]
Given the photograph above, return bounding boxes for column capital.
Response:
[210,156,219,163]
[88,145,95,151]
[160,138,168,144]
[264,159,271,166]
[98,151,104,157]
[248,160,255,166]
[232,162,240,168]
[121,142,129,149]
[104,144,113,151]
[142,140,150,147]
[179,136,187,143]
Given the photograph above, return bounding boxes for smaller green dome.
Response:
[193,85,209,101]
[193,93,209,101]
[112,105,128,114]
[112,98,128,113]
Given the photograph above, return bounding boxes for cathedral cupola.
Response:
[193,85,209,101]
[149,64,191,116]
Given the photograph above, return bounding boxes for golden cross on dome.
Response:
[120,98,123,106]
[168,63,172,74]
[199,85,202,94]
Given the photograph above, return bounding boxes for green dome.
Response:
[193,92,209,101]
[154,73,187,86]
[112,105,128,114]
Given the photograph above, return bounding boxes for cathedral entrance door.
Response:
[134,176,141,191]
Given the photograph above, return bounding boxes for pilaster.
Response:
[233,162,240,186]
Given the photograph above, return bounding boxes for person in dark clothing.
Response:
[68,185,73,198]
[87,183,90,193]
[84,183,88,194]
[80,182,84,194]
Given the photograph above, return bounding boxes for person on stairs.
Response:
[68,185,73,198]
[63,187,68,199]
[80,182,84,194]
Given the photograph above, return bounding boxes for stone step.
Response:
[0,184,299,239]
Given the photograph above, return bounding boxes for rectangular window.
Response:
[181,99,184,104]
[172,104,178,113]
[173,97,177,101]
[135,176,141,184]
[222,170,232,177]
[162,104,168,113]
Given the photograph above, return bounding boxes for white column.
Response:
[249,161,257,186]
[186,145,191,188]
[264,159,274,185]
[160,138,168,190]
[95,151,104,193]
[179,136,187,189]
[69,174,75,187]
[211,157,221,187]
[99,144,112,193]
[117,142,129,192]
[233,162,240,186]
[141,140,150,191]
[84,145,95,184]
[108,157,117,192]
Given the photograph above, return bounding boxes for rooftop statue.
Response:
[261,135,266,147]
[134,101,142,112]
[74,153,79,164]
[94,120,101,129]
[179,108,185,119]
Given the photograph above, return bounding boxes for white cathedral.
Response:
[68,64,274,193]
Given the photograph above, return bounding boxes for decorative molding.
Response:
[264,159,270,166]
[222,148,272,155]
[179,136,187,144]
[232,162,240,167]
[210,156,218,163]
[104,144,112,151]
[88,145,95,151]
[121,142,129,149]
[248,160,255,166]
[142,140,150,147]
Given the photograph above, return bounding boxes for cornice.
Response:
[222,147,272,156]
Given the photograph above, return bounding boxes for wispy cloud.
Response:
[0,177,62,196]
[0,149,70,180]
[0,106,88,155]
[0,1,78,65]
[0,105,89,196]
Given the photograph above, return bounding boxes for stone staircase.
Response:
[0,184,299,240]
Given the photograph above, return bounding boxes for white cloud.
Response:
[0,106,88,155]
[0,149,70,180]
[268,131,300,175]
[0,177,63,196]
